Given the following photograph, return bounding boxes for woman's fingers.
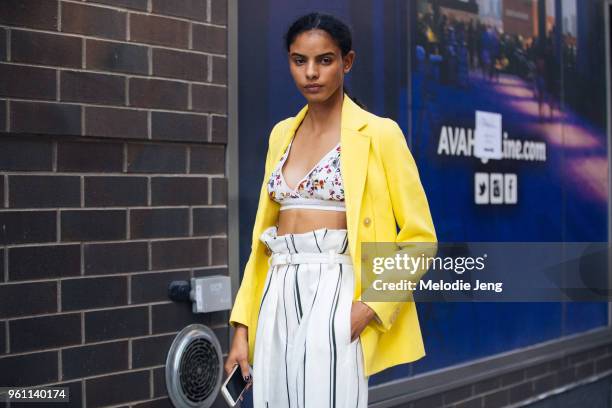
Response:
[238,359,251,381]
[223,360,235,375]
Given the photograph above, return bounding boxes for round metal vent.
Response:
[166,324,223,408]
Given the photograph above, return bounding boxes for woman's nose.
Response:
[306,62,318,79]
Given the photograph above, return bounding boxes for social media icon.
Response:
[490,173,503,204]
[475,173,489,204]
[504,173,517,204]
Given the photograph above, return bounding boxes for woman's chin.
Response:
[302,89,333,103]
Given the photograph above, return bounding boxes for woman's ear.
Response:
[343,50,356,73]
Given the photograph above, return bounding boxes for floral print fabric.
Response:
[267,137,345,203]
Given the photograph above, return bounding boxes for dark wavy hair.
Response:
[283,12,366,109]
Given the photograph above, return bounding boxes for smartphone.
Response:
[221,364,253,406]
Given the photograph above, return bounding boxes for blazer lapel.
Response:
[268,93,370,256]
[339,96,370,257]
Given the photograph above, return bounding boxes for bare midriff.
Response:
[276,209,347,236]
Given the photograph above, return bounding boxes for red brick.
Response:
[151,177,208,205]
[210,0,228,25]
[84,176,148,207]
[129,78,188,110]
[58,141,123,172]
[9,175,80,208]
[0,211,56,245]
[0,138,53,171]
[62,209,127,242]
[192,24,227,53]
[85,106,147,139]
[91,0,148,11]
[152,48,207,81]
[0,29,6,61]
[151,111,208,142]
[0,63,56,100]
[130,14,189,48]
[194,208,227,235]
[212,55,227,84]
[11,29,82,68]
[127,144,187,173]
[211,239,228,264]
[0,0,58,30]
[211,115,227,143]
[62,2,127,41]
[190,144,224,174]
[62,341,129,380]
[0,351,59,387]
[0,100,5,131]
[130,208,189,239]
[211,177,227,204]
[192,84,227,114]
[151,0,206,21]
[86,370,149,407]
[10,314,81,353]
[151,239,208,269]
[86,39,148,74]
[61,71,125,105]
[11,101,81,135]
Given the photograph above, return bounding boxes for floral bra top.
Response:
[267,137,345,211]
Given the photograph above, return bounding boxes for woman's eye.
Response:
[295,58,304,65]
[322,57,332,64]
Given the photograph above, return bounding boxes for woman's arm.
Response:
[362,119,438,332]
[228,120,286,328]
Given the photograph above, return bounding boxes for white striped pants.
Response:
[252,225,369,408]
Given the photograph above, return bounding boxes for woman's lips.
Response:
[305,85,322,93]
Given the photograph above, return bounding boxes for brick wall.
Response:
[392,342,612,408]
[0,0,229,407]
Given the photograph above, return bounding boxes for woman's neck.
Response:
[303,89,344,135]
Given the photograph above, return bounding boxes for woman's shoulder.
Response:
[347,101,402,134]
[360,111,406,143]
[268,117,293,145]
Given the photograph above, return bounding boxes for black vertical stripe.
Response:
[294,265,303,320]
[328,267,342,408]
[305,266,322,408]
[340,233,349,254]
[284,236,291,253]
[257,265,275,318]
[290,234,298,253]
[293,261,302,408]
[282,266,291,408]
[313,230,322,252]
[328,277,333,407]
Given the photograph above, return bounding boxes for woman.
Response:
[225,12,437,407]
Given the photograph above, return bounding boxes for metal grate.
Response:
[179,338,220,402]
[166,324,223,408]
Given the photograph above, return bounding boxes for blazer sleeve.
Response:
[228,120,284,328]
[362,119,437,332]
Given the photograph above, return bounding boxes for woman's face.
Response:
[288,29,354,103]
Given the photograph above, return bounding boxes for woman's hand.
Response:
[224,324,252,400]
[350,301,376,342]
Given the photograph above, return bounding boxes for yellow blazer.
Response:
[229,93,437,376]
